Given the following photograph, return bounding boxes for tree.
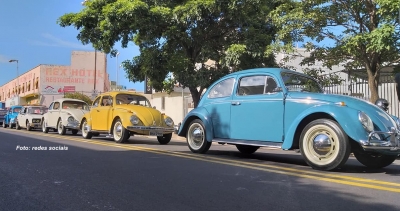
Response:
[57,0,278,108]
[64,92,93,105]
[269,0,400,103]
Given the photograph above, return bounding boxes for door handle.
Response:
[231,102,241,106]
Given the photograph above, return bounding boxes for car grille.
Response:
[32,119,41,123]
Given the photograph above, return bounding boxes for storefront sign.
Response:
[44,67,104,85]
[5,96,20,107]
[63,86,76,93]
[41,86,64,95]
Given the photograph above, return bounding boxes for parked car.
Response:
[80,91,175,144]
[16,105,47,131]
[42,98,90,135]
[178,68,400,171]
[2,105,23,128]
[0,109,7,126]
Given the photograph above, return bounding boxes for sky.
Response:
[0,0,144,91]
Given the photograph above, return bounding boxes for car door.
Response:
[50,102,61,127]
[203,77,235,139]
[230,74,284,142]
[92,95,113,131]
[19,107,27,127]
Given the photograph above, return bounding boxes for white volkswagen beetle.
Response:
[16,105,47,131]
[42,98,90,135]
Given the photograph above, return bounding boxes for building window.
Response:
[35,77,39,89]
[0,95,1,101]
[22,84,25,93]
[28,81,31,91]
[161,96,165,110]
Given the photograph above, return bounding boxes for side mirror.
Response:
[153,106,156,109]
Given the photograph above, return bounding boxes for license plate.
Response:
[149,130,163,136]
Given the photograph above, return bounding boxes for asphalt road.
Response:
[1,128,400,211]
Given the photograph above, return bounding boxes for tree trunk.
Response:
[189,86,200,108]
[368,74,379,104]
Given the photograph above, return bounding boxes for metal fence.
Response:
[323,74,400,117]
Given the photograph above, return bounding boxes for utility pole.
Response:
[94,50,97,91]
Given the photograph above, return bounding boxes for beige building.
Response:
[0,51,110,108]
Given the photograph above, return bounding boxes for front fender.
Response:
[282,104,368,149]
[81,113,92,127]
[178,107,214,142]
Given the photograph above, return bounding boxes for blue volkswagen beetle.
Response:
[178,68,400,171]
[3,105,23,129]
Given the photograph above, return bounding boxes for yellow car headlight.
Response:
[130,115,139,125]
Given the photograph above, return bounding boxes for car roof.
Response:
[220,68,299,79]
[54,98,86,103]
[99,91,145,97]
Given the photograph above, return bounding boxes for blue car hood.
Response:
[288,92,397,130]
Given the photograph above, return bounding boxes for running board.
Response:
[212,138,282,148]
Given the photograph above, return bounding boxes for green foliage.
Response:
[64,92,93,105]
[269,0,400,103]
[57,0,279,107]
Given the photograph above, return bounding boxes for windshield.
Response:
[62,101,90,110]
[13,107,22,113]
[28,107,46,114]
[281,72,323,93]
[116,94,152,107]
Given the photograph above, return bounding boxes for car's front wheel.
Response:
[186,119,211,153]
[353,151,397,168]
[26,121,31,131]
[81,119,92,139]
[15,121,21,130]
[112,118,130,143]
[300,119,351,171]
[157,133,172,145]
[236,145,259,154]
[57,119,66,135]
[42,119,49,133]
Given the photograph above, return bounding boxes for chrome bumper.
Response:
[360,127,400,150]
[126,126,175,132]
[65,123,80,129]
[30,123,41,128]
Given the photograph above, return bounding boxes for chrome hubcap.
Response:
[303,124,339,165]
[188,123,204,150]
[114,122,122,139]
[312,134,331,155]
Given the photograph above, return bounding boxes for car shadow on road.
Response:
[92,137,188,146]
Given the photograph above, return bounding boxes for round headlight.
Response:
[164,117,174,127]
[358,111,374,132]
[68,116,75,123]
[130,115,139,125]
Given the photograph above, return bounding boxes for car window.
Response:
[28,107,46,114]
[101,96,113,106]
[116,94,152,107]
[53,102,60,110]
[281,72,323,93]
[208,78,235,99]
[13,107,21,113]
[62,101,90,110]
[92,97,101,108]
[49,102,54,110]
[237,76,266,96]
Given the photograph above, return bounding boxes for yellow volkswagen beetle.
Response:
[80,91,175,144]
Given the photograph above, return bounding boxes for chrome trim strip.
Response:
[126,126,175,132]
[212,138,283,148]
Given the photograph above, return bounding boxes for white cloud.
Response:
[31,33,91,49]
[0,55,9,63]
